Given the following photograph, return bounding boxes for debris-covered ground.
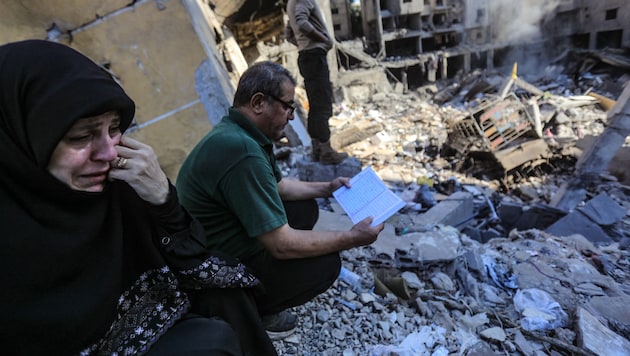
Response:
[271,50,630,355]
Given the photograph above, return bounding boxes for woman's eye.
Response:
[67,134,92,143]
[109,126,121,137]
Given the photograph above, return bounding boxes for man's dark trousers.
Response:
[243,199,341,315]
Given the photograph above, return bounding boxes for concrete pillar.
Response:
[441,54,448,79]
[551,83,630,211]
[464,52,471,73]
[318,0,339,86]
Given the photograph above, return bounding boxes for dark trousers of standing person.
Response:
[242,199,341,316]
[298,48,348,165]
[298,48,333,142]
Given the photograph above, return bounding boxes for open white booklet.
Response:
[332,166,405,226]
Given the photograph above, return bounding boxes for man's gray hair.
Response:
[233,61,296,107]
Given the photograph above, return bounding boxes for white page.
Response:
[332,166,405,226]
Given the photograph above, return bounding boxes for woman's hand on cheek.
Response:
[108,136,169,205]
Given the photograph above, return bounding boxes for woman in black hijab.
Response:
[0,39,276,355]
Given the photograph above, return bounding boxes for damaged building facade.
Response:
[320,0,630,188]
[330,0,630,86]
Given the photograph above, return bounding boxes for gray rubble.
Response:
[272,225,629,355]
[272,60,629,355]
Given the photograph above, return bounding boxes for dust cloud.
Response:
[490,0,562,44]
[489,0,564,77]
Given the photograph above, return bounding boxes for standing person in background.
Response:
[286,0,349,164]
[0,39,276,356]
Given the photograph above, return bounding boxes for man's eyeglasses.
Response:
[266,93,296,116]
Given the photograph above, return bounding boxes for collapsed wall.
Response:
[0,0,238,181]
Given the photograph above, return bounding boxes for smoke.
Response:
[490,0,562,44]
[488,0,565,78]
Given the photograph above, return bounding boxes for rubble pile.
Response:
[272,228,629,355]
[272,57,629,355]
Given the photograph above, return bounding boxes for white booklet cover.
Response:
[332,166,405,226]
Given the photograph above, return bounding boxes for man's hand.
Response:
[310,30,332,47]
[328,177,351,196]
[350,217,384,246]
[108,136,169,205]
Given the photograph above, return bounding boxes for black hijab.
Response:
[0,40,152,354]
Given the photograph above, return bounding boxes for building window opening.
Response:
[605,8,617,20]
[476,9,485,24]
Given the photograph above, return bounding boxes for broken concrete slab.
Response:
[361,225,462,269]
[297,156,362,183]
[395,226,461,267]
[412,191,474,228]
[497,201,523,227]
[584,295,630,339]
[545,210,615,246]
[513,329,539,356]
[576,307,630,355]
[578,192,627,225]
[367,229,410,269]
[512,203,567,231]
[480,326,506,343]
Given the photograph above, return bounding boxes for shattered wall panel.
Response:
[69,1,207,122]
[0,0,233,181]
[0,0,129,40]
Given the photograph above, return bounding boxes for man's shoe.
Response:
[262,310,297,340]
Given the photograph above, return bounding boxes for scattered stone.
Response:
[317,309,330,322]
[480,327,506,342]
[430,272,456,292]
[359,292,375,304]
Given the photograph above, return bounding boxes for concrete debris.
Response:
[410,191,474,229]
[272,212,629,355]
[271,52,629,355]
[576,307,630,356]
[545,209,615,245]
[580,193,627,226]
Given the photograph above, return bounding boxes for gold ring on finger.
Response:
[116,157,128,169]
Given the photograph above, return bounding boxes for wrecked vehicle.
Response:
[445,92,551,185]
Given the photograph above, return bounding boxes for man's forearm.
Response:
[278,179,331,200]
[260,225,359,259]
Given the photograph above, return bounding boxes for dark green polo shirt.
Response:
[176,108,287,259]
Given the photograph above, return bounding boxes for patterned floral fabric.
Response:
[177,255,259,290]
[81,257,258,355]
